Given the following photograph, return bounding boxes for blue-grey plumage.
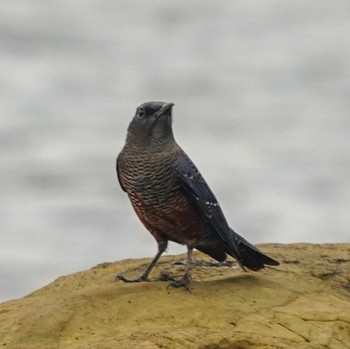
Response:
[116,102,279,289]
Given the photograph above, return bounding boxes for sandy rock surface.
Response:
[0,244,349,349]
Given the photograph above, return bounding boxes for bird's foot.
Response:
[115,274,148,283]
[167,273,192,291]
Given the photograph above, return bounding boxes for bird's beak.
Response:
[155,103,175,118]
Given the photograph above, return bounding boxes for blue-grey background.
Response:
[1,1,349,302]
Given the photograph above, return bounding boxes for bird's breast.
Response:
[119,149,202,240]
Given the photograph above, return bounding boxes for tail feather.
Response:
[228,228,279,271]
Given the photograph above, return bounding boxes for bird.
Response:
[116,101,279,289]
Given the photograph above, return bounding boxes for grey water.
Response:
[0,0,349,302]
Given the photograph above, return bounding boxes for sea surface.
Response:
[0,0,349,302]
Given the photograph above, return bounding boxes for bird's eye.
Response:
[138,108,146,118]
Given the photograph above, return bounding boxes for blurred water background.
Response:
[0,0,349,302]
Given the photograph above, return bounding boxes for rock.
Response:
[0,243,349,349]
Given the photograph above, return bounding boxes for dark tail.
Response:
[228,228,279,271]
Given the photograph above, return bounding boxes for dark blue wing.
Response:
[176,150,244,265]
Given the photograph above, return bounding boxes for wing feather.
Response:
[177,150,243,263]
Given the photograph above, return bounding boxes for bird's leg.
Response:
[116,242,166,283]
[168,247,193,291]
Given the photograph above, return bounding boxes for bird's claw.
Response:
[167,273,192,291]
[115,275,148,283]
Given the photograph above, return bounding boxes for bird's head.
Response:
[126,101,175,147]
